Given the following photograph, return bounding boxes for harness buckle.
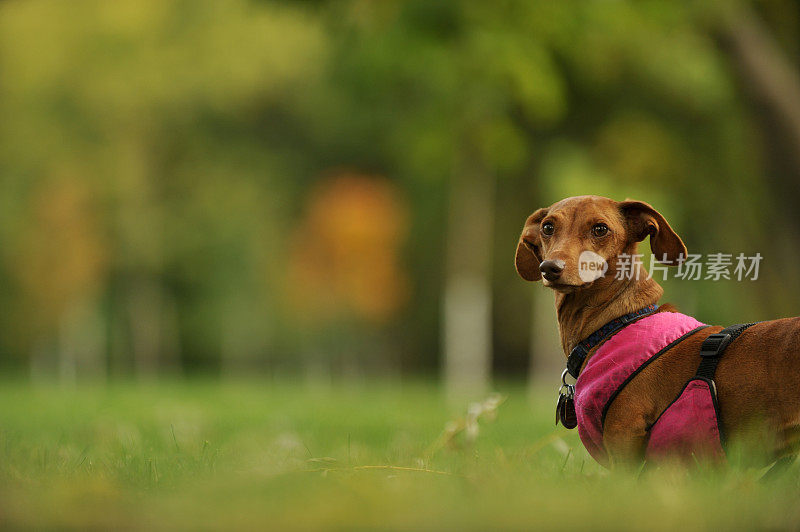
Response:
[700,333,732,357]
[567,344,587,379]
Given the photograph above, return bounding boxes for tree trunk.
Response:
[58,297,106,384]
[715,6,800,225]
[442,150,495,400]
[128,277,178,379]
[713,5,800,314]
[527,286,562,397]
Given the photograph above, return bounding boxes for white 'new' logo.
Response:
[578,250,608,283]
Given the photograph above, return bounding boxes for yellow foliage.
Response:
[12,174,108,329]
[287,172,409,325]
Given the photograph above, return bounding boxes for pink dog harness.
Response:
[557,308,753,466]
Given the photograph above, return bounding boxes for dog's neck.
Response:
[554,264,663,356]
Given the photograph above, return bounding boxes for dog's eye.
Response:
[541,222,555,236]
[591,223,609,237]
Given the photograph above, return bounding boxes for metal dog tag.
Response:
[559,396,577,429]
[555,393,567,425]
[555,368,578,429]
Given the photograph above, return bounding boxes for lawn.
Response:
[1,379,799,530]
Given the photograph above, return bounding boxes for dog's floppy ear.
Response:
[619,199,686,265]
[515,208,548,281]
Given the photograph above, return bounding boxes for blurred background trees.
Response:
[0,0,798,388]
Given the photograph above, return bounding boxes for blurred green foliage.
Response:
[0,0,798,378]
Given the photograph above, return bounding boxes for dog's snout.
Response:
[539,259,565,281]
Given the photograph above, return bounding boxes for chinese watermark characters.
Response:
[613,253,762,281]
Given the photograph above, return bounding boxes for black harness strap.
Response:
[695,323,757,381]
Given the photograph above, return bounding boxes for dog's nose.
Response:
[539,259,565,281]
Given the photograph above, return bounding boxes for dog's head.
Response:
[515,195,686,292]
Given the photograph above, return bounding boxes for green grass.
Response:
[1,379,799,530]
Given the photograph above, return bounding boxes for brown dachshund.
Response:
[515,195,800,468]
